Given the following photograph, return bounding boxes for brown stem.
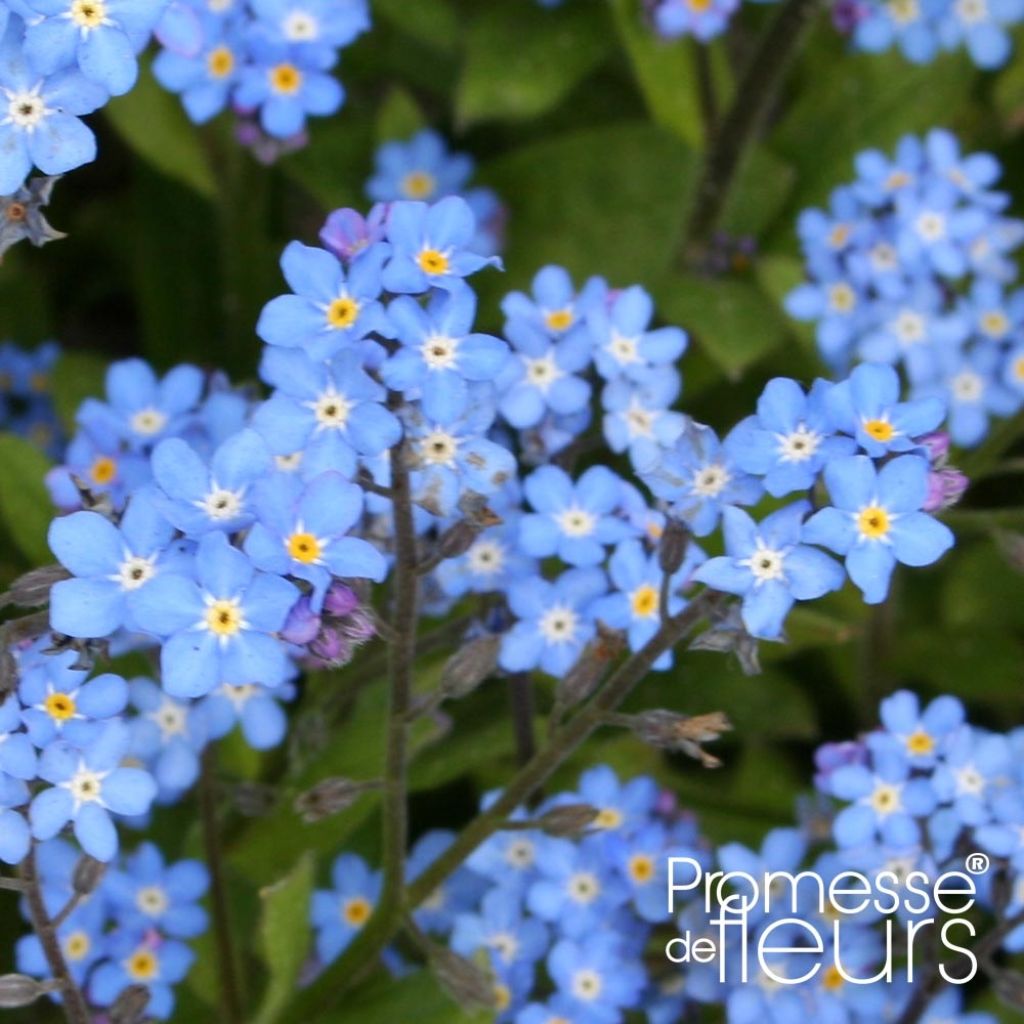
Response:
[19,844,91,1024]
[508,673,537,767]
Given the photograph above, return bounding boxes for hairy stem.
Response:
[19,844,91,1024]
[508,674,537,767]
[199,747,243,1024]
[680,0,823,261]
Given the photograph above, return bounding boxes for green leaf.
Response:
[374,0,460,52]
[318,970,493,1024]
[478,122,696,307]
[654,274,791,378]
[49,351,106,431]
[456,4,613,125]
[254,853,316,1024]
[376,87,427,144]
[608,0,703,146]
[0,434,53,566]
[720,149,795,238]
[104,64,216,199]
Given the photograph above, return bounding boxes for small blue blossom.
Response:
[311,853,382,964]
[90,929,195,1020]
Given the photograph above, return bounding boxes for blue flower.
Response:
[48,491,186,639]
[434,515,538,599]
[24,0,166,96]
[877,689,964,767]
[244,471,386,608]
[0,693,37,779]
[931,725,1013,826]
[802,454,954,604]
[826,362,946,456]
[311,853,382,964]
[601,369,686,460]
[90,929,195,1020]
[367,129,473,203]
[547,933,645,1022]
[519,466,629,568]
[234,33,343,138]
[587,285,687,382]
[106,842,209,937]
[30,720,157,860]
[637,422,763,537]
[0,17,108,194]
[383,283,509,421]
[501,265,606,342]
[499,568,607,677]
[257,240,391,362]
[408,830,486,935]
[693,503,846,640]
[572,765,659,837]
[250,0,369,55]
[451,886,549,972]
[130,531,300,698]
[828,737,937,847]
[201,679,292,750]
[652,0,741,40]
[253,347,401,478]
[150,428,271,537]
[382,197,501,294]
[728,377,856,496]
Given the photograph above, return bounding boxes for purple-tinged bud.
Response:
[655,788,678,817]
[319,205,388,263]
[339,608,376,644]
[831,0,868,32]
[813,740,868,792]
[917,431,951,467]
[307,627,354,669]
[923,466,969,512]
[323,582,360,618]
[281,596,322,645]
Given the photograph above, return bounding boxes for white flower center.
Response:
[538,605,578,645]
[220,682,259,709]
[828,283,856,313]
[955,0,987,22]
[951,370,984,402]
[868,781,902,816]
[116,553,158,591]
[466,539,505,576]
[136,886,169,916]
[282,9,319,39]
[6,91,47,129]
[65,767,107,807]
[979,309,1009,338]
[420,334,459,370]
[572,969,603,1001]
[504,839,535,869]
[197,486,245,521]
[956,764,985,795]
[417,429,460,466]
[489,932,520,964]
[915,211,946,242]
[624,400,654,438]
[776,424,821,463]
[743,544,786,584]
[893,310,926,344]
[275,452,303,472]
[131,407,168,437]
[607,331,641,366]
[567,871,601,904]
[310,390,352,430]
[888,0,919,23]
[691,464,730,498]
[555,505,596,538]
[68,0,108,29]
[870,243,898,270]
[149,700,188,738]
[523,354,562,393]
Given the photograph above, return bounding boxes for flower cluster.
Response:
[785,130,1024,447]
[0,340,62,456]
[153,0,370,154]
[0,0,169,195]
[842,0,1024,68]
[16,837,208,1019]
[363,129,506,257]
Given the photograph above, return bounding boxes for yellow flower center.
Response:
[70,0,106,28]
[90,455,118,485]
[980,310,1009,337]
[688,0,713,10]
[206,599,243,637]
[208,45,235,79]
[269,63,302,95]
[287,532,322,564]
[401,171,436,200]
[906,729,935,755]
[326,296,360,329]
[342,897,372,928]
[594,808,623,830]
[870,782,900,814]
[417,248,449,276]
[1014,355,1024,381]
[828,283,856,312]
[857,505,890,540]
[44,692,76,721]
[493,984,512,1012]
[862,418,895,442]
[628,854,655,884]
[822,965,844,991]
[545,308,574,332]
[64,932,91,961]
[630,584,659,619]
[126,949,158,981]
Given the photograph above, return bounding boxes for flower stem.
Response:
[508,673,537,767]
[199,746,243,1024]
[680,0,823,262]
[19,844,91,1024]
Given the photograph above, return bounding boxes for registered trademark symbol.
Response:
[966,852,990,875]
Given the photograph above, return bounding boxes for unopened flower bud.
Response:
[323,582,359,617]
[0,974,50,1009]
[917,431,951,466]
[440,634,501,700]
[338,608,376,643]
[623,709,732,768]
[436,520,485,562]
[72,854,106,897]
[308,627,354,669]
[658,518,691,575]
[923,466,968,512]
[281,596,322,645]
[533,803,600,838]
[4,565,70,609]
[428,946,497,1012]
[232,782,278,817]
[110,983,150,1024]
[294,777,378,824]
